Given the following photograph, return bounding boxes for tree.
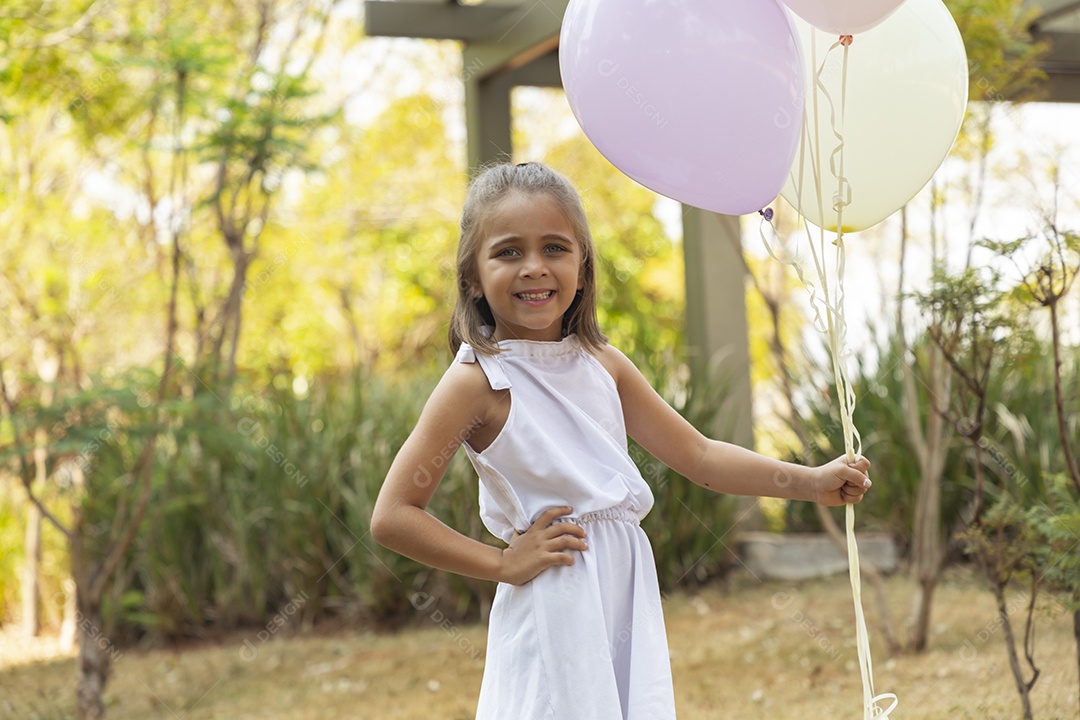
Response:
[984,219,1080,712]
[0,1,340,716]
[898,0,1048,653]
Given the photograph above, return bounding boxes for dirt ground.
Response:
[2,568,1078,719]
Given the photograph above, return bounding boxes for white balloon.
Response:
[780,0,968,232]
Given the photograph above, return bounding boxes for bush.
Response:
[1,344,738,641]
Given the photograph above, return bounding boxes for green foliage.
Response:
[637,367,738,590]
[0,341,737,638]
[981,230,1080,309]
[0,484,23,621]
[946,0,1048,106]
[958,494,1039,587]
[789,331,970,550]
[1030,475,1080,612]
[788,321,1078,552]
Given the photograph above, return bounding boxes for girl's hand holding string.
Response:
[499,506,589,586]
[810,455,872,507]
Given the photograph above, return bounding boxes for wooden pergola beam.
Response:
[364,0,518,42]
[1025,0,1080,27]
[460,0,568,80]
[1024,1,1080,101]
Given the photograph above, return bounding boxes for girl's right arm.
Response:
[370,361,587,585]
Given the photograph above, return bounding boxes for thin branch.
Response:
[12,0,104,48]
[1023,573,1040,692]
[0,357,72,539]
[91,41,189,602]
[89,440,156,599]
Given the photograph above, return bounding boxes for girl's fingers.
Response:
[849,473,871,489]
[535,505,573,528]
[531,506,586,539]
[550,534,588,551]
[551,538,585,563]
[547,521,587,539]
[840,458,871,487]
[847,455,871,472]
[553,552,576,566]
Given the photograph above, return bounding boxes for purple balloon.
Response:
[560,0,805,215]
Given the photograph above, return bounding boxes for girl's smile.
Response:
[515,289,555,305]
[476,192,583,342]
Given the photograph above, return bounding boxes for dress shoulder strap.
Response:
[455,343,512,391]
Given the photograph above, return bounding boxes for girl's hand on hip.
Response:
[812,455,872,506]
[498,506,588,586]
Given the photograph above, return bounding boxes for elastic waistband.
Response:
[560,502,641,526]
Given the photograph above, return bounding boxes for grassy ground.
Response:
[1,568,1078,719]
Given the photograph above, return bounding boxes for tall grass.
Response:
[20,324,1072,641]
[0,340,742,640]
[788,328,1076,555]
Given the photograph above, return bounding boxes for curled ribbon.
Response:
[763,30,897,720]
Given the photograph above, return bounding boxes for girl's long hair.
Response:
[449,162,607,355]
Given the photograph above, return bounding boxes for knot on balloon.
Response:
[759,207,774,222]
[840,34,853,47]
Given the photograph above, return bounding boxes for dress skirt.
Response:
[475,504,677,720]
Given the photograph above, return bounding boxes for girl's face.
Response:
[474,191,583,343]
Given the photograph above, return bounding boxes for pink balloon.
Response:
[781,0,906,35]
[559,0,804,216]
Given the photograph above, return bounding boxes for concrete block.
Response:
[737,531,898,581]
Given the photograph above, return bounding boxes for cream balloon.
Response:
[780,0,968,232]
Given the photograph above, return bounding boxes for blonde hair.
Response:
[449,162,607,355]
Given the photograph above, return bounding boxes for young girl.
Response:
[371,162,872,719]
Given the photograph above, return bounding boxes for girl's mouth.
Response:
[515,290,555,304]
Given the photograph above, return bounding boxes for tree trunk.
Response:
[74,595,112,720]
[225,247,249,382]
[909,575,938,654]
[60,577,77,652]
[1074,609,1080,717]
[909,408,945,652]
[1048,299,1080,494]
[995,583,1034,719]
[22,379,54,637]
[208,241,249,385]
[897,205,951,652]
[20,501,41,637]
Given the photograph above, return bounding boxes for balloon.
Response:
[781,0,906,35]
[780,0,968,232]
[560,0,804,216]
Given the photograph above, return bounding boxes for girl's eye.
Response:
[545,244,568,253]
[496,248,520,257]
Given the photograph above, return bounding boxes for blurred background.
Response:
[1,0,1079,718]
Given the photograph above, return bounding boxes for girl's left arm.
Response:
[597,346,870,507]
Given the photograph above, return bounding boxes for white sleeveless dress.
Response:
[455,334,677,720]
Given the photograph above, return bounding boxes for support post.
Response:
[464,59,514,172]
[682,206,762,530]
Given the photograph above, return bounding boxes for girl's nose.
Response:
[520,252,549,278]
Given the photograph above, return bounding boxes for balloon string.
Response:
[765,31,897,720]
[819,39,851,220]
[832,39,854,463]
